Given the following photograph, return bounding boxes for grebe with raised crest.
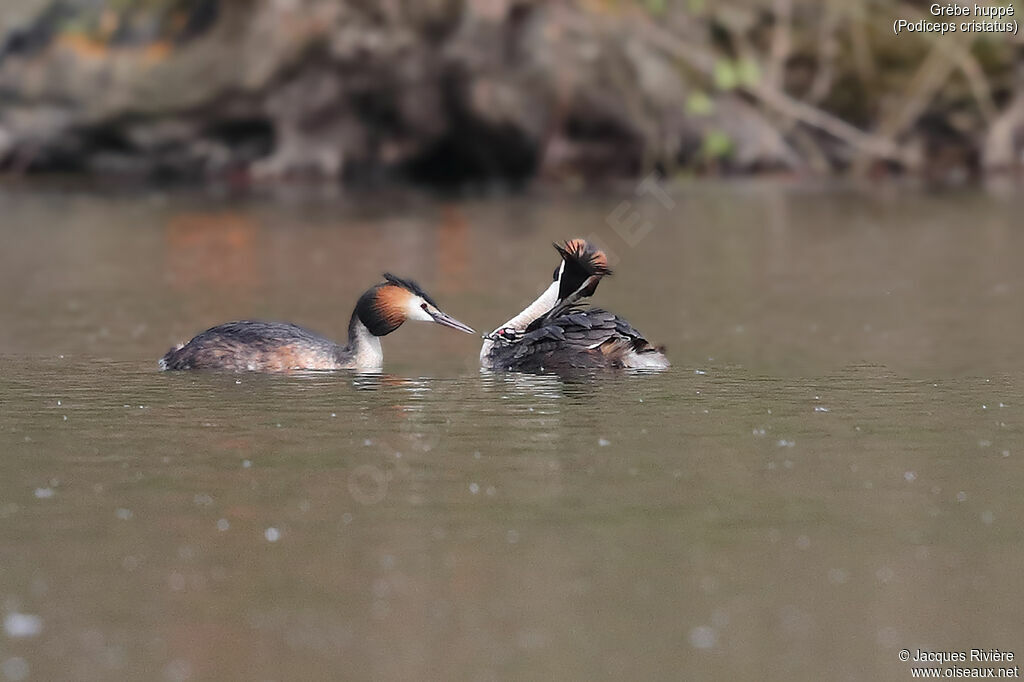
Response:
[480,240,669,372]
[160,274,474,372]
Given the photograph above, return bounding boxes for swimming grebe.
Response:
[480,240,669,371]
[160,274,474,372]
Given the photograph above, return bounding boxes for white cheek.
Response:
[405,297,434,322]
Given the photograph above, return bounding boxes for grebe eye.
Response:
[420,302,428,310]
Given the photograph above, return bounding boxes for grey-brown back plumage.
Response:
[487,308,665,372]
[159,321,344,371]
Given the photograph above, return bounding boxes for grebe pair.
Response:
[160,240,668,373]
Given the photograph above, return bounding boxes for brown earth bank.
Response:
[0,0,1022,187]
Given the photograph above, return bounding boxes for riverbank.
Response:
[0,0,1020,186]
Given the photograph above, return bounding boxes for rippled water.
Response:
[1,183,1023,680]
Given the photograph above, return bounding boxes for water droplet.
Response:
[828,568,849,584]
[264,527,280,542]
[468,483,480,495]
[168,572,186,591]
[598,438,611,447]
[216,519,229,532]
[33,488,54,499]
[2,657,29,681]
[956,491,968,503]
[876,626,898,647]
[3,613,42,639]
[115,508,133,520]
[689,625,717,649]
[163,658,192,682]
[903,471,917,482]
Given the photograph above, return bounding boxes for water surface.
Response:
[1,183,1022,681]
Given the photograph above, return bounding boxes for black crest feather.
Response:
[553,240,612,278]
[553,240,611,300]
[382,273,438,307]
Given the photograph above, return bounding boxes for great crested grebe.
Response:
[160,274,474,372]
[480,239,669,371]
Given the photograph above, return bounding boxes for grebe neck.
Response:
[496,280,560,332]
[343,310,383,369]
[480,280,561,367]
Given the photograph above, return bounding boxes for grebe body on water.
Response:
[160,274,474,372]
[480,240,669,372]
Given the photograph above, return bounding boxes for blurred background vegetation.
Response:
[0,0,1020,187]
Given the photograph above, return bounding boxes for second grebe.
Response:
[480,240,669,371]
[160,274,474,372]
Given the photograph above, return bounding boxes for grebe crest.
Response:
[553,239,612,300]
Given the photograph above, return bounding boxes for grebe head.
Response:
[484,239,612,344]
[532,239,612,323]
[356,273,475,336]
[553,238,611,300]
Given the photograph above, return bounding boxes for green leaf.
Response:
[737,58,761,87]
[686,91,715,116]
[702,130,734,159]
[644,0,667,16]
[713,60,739,90]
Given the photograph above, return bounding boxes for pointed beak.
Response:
[545,274,602,321]
[429,309,476,334]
